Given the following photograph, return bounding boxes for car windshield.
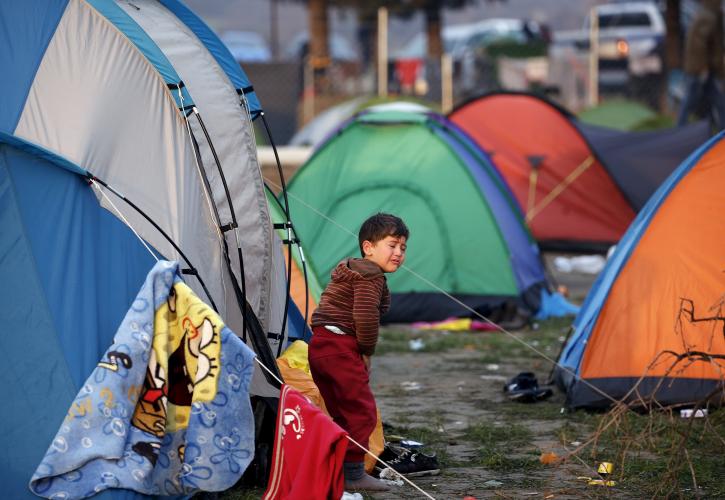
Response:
[598,12,651,28]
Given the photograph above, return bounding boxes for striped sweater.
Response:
[311,258,390,355]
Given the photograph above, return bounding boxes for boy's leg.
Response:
[309,330,388,491]
[309,335,377,462]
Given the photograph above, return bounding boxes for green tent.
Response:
[286,109,550,322]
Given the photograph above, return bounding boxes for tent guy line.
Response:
[253,357,437,499]
[90,179,160,263]
[263,175,623,408]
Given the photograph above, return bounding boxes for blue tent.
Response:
[0,0,304,496]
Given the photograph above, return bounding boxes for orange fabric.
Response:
[581,140,725,380]
[450,94,635,244]
[364,410,384,473]
[285,247,317,325]
[277,358,329,415]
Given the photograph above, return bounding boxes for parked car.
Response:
[220,30,271,63]
[582,2,665,93]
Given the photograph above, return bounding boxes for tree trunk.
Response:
[308,0,330,92]
[665,0,682,70]
[425,2,443,60]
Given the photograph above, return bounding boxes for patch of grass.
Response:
[464,421,533,445]
[564,408,725,498]
[463,421,542,471]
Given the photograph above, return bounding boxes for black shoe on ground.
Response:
[377,448,440,478]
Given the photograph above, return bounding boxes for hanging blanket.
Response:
[30,260,256,498]
[263,385,348,500]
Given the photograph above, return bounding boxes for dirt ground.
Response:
[364,262,614,499]
[368,332,598,500]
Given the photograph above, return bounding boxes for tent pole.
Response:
[260,113,296,357]
[87,174,217,313]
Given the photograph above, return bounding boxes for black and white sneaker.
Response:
[378,448,441,477]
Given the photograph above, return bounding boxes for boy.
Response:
[309,213,409,492]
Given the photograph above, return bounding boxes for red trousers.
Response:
[309,327,378,463]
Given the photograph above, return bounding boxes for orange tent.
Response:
[555,132,725,408]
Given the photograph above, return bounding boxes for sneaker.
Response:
[381,448,441,477]
[503,372,553,403]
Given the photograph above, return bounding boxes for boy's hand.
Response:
[362,354,371,373]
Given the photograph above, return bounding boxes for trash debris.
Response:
[400,439,423,449]
[479,374,507,382]
[408,338,425,351]
[483,480,503,488]
[597,462,613,475]
[540,451,559,465]
[341,492,364,500]
[570,441,582,447]
[411,317,498,332]
[485,363,500,371]
[401,381,422,391]
[463,496,478,500]
[553,255,605,274]
[378,467,404,486]
[680,408,708,418]
[588,479,616,487]
[545,495,555,499]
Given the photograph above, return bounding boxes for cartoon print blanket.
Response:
[30,260,256,498]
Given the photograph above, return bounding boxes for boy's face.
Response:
[362,235,407,273]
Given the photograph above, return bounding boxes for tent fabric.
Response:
[1,0,296,494]
[449,92,710,251]
[115,0,274,332]
[289,97,366,147]
[577,120,710,210]
[158,0,262,116]
[286,109,551,322]
[267,189,322,332]
[9,0,285,397]
[0,1,69,132]
[86,0,194,108]
[555,131,725,409]
[1,138,155,500]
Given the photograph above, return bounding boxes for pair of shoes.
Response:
[378,447,441,477]
[345,473,390,492]
[503,372,553,403]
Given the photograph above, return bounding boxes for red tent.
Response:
[449,92,708,252]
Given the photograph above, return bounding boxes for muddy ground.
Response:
[367,325,600,500]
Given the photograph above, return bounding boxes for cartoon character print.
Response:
[130,283,222,465]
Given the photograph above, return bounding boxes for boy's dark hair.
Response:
[358,213,409,256]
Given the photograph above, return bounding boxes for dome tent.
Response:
[0,0,296,496]
[286,108,573,323]
[449,91,710,252]
[555,132,725,409]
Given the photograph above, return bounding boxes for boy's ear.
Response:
[362,240,374,256]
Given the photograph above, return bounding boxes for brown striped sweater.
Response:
[311,258,391,355]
